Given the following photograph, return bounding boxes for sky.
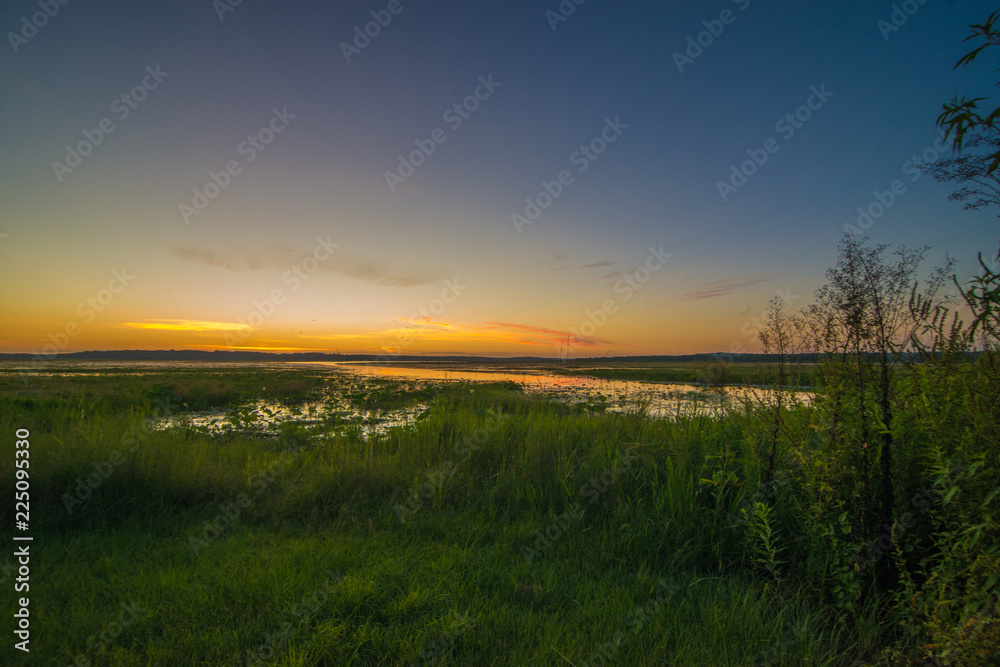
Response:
[0,0,996,358]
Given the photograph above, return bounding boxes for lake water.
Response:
[2,360,811,435]
[312,361,812,419]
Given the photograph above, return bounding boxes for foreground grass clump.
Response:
[0,360,996,664]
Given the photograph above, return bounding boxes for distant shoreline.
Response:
[0,349,827,364]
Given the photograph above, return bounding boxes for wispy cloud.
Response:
[322,318,614,350]
[187,343,317,352]
[546,253,619,277]
[170,245,439,287]
[675,274,778,301]
[483,321,613,347]
[122,320,247,331]
[123,315,614,353]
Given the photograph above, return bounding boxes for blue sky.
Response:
[0,0,996,356]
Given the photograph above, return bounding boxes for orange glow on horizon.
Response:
[3,305,765,357]
[123,320,250,332]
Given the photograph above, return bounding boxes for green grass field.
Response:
[1,361,996,665]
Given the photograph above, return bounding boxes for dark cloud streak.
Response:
[170,246,440,288]
[675,274,779,301]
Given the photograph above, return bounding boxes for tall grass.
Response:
[0,362,996,664]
